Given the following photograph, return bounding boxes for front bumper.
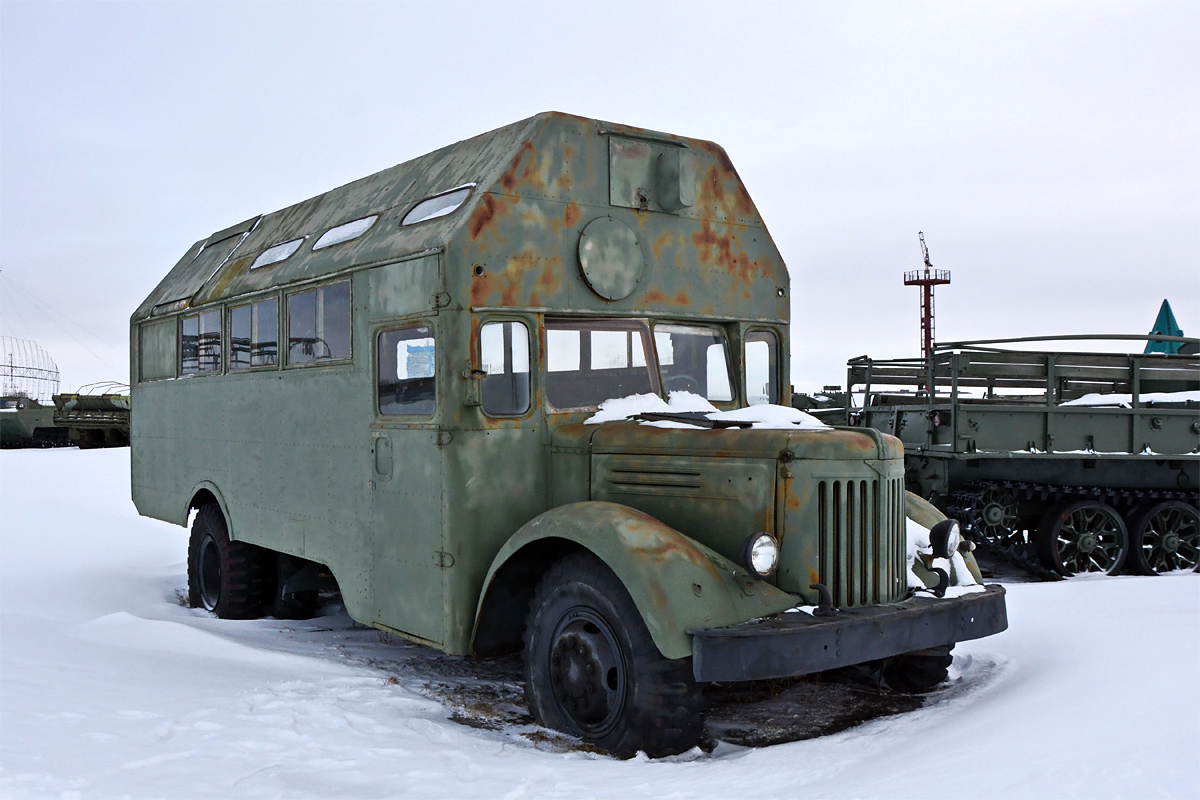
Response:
[691,584,1007,682]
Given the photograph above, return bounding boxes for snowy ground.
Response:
[1,448,1197,800]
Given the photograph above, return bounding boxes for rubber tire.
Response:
[1127,501,1200,575]
[187,504,271,619]
[881,645,954,693]
[273,589,319,620]
[1036,500,1129,577]
[523,552,703,758]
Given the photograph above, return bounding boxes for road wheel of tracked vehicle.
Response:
[882,645,954,693]
[977,487,1022,548]
[1036,500,1129,576]
[1128,501,1200,575]
[187,503,271,618]
[523,552,703,758]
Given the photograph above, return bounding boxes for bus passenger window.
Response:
[378,326,435,415]
[180,309,221,374]
[745,331,779,405]
[480,321,530,415]
[288,281,350,364]
[230,298,278,369]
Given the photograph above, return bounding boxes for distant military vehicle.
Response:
[844,336,1199,578]
[0,395,68,447]
[53,389,131,448]
[130,112,1006,756]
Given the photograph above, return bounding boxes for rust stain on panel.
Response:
[468,194,512,240]
[651,231,674,260]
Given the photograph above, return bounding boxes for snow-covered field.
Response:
[2,448,1197,800]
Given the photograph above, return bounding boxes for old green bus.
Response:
[131,112,1006,756]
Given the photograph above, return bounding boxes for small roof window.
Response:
[313,215,378,251]
[251,237,304,269]
[401,184,474,226]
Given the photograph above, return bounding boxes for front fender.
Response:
[474,501,798,660]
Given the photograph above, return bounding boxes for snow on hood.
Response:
[584,392,832,430]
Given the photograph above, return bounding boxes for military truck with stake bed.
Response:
[844,337,1199,578]
[130,112,1006,756]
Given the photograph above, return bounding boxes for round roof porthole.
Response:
[578,217,643,301]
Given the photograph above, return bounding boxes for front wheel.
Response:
[882,645,954,693]
[523,552,703,758]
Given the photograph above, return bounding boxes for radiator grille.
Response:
[816,476,907,607]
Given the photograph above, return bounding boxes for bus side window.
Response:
[480,321,530,415]
[378,326,436,416]
[745,330,779,405]
[229,298,279,369]
[181,309,221,375]
[288,281,351,364]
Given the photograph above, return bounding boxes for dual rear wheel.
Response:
[187,503,320,620]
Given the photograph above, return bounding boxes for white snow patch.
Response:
[1,448,1197,799]
[585,392,832,430]
[1060,390,1200,407]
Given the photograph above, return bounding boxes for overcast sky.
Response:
[1,0,1196,393]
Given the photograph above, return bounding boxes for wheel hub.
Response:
[1078,534,1097,554]
[197,536,222,611]
[1161,534,1180,553]
[548,609,625,734]
[983,503,1005,526]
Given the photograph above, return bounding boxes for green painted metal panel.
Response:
[476,502,798,660]
[368,255,440,320]
[138,318,176,382]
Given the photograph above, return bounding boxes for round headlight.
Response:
[929,519,962,560]
[742,532,779,578]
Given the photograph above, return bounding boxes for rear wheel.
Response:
[1036,500,1128,576]
[187,504,271,618]
[1128,501,1200,575]
[523,552,703,758]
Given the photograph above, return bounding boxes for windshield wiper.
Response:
[631,412,753,429]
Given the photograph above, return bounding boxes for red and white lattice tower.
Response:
[903,232,951,362]
[903,233,950,395]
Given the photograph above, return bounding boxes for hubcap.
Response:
[1054,504,1124,574]
[198,536,222,611]
[548,608,625,735]
[1142,506,1199,572]
[977,489,1021,547]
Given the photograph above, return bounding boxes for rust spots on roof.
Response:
[563,202,581,228]
[691,220,767,298]
[696,153,757,220]
[499,140,535,192]
[468,193,514,240]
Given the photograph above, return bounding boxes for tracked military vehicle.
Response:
[0,396,68,447]
[130,112,1006,757]
[846,336,1199,578]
